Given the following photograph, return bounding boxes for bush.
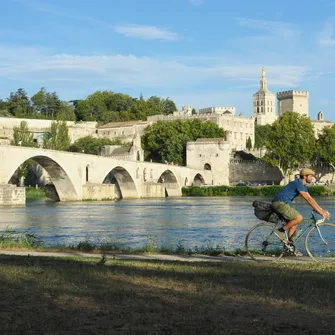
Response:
[182,185,330,197]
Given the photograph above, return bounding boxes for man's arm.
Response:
[300,191,331,219]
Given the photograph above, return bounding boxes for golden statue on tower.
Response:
[262,67,265,78]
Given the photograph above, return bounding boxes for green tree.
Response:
[142,119,225,165]
[69,136,122,155]
[43,120,71,151]
[246,136,252,150]
[8,88,30,116]
[316,124,335,182]
[263,111,316,182]
[31,87,46,112]
[191,108,197,115]
[11,121,35,147]
[254,124,272,149]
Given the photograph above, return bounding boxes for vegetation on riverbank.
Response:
[25,186,46,199]
[182,185,331,197]
[0,229,242,256]
[1,253,335,334]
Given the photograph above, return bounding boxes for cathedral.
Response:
[252,68,333,136]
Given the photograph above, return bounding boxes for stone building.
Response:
[311,111,333,138]
[186,138,230,185]
[277,90,309,117]
[96,120,149,143]
[100,132,144,161]
[253,68,276,125]
[199,106,236,115]
[148,111,254,151]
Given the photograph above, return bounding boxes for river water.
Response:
[0,196,334,250]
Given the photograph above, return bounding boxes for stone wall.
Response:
[141,183,165,198]
[229,160,282,185]
[0,184,25,206]
[82,183,115,200]
[0,117,97,143]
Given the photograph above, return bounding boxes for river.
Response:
[0,196,334,251]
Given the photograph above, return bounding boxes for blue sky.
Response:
[1,0,335,121]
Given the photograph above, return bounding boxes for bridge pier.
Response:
[0,184,25,206]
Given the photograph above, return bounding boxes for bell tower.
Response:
[253,68,276,125]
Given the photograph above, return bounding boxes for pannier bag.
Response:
[252,200,279,223]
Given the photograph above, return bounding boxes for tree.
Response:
[43,120,71,151]
[69,136,122,155]
[7,88,30,116]
[11,121,35,147]
[263,111,316,182]
[254,124,272,149]
[31,87,46,112]
[142,119,225,165]
[246,136,252,150]
[191,108,197,115]
[316,124,335,182]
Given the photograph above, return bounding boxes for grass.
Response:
[25,186,46,199]
[0,254,335,334]
[0,228,44,249]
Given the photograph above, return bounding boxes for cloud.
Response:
[114,25,181,41]
[235,17,299,38]
[318,21,335,45]
[188,0,205,6]
[0,45,309,91]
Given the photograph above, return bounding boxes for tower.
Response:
[277,90,309,117]
[253,68,276,125]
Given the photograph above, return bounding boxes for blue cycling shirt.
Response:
[273,178,308,203]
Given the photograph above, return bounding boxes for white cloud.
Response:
[188,0,205,6]
[114,25,181,41]
[0,45,309,90]
[318,21,335,45]
[235,17,299,38]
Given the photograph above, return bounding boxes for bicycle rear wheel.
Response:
[305,223,335,262]
[245,223,284,262]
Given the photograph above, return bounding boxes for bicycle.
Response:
[245,201,335,262]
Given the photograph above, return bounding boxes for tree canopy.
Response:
[43,120,71,151]
[254,124,272,149]
[263,111,316,180]
[316,124,335,180]
[11,121,35,147]
[69,136,123,155]
[142,119,226,165]
[2,88,176,123]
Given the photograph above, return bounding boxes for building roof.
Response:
[106,146,131,156]
[196,138,225,142]
[98,121,148,129]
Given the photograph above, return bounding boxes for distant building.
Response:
[199,106,236,115]
[253,67,276,125]
[277,90,309,117]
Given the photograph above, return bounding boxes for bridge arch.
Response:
[9,155,78,201]
[102,166,138,199]
[192,173,205,186]
[157,169,181,197]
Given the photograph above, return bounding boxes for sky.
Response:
[1,0,335,121]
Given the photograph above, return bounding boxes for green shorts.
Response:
[271,201,300,221]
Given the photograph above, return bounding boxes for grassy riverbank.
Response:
[0,229,242,256]
[182,185,331,197]
[1,253,335,334]
[25,186,46,199]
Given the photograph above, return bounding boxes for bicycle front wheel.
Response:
[305,223,335,262]
[245,223,284,262]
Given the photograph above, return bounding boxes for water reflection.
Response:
[0,196,334,250]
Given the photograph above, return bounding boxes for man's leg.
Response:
[272,201,303,240]
[282,214,303,240]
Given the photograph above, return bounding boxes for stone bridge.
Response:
[0,146,213,201]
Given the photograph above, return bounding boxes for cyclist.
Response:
[272,168,331,254]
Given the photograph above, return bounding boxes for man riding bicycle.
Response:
[272,168,331,253]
